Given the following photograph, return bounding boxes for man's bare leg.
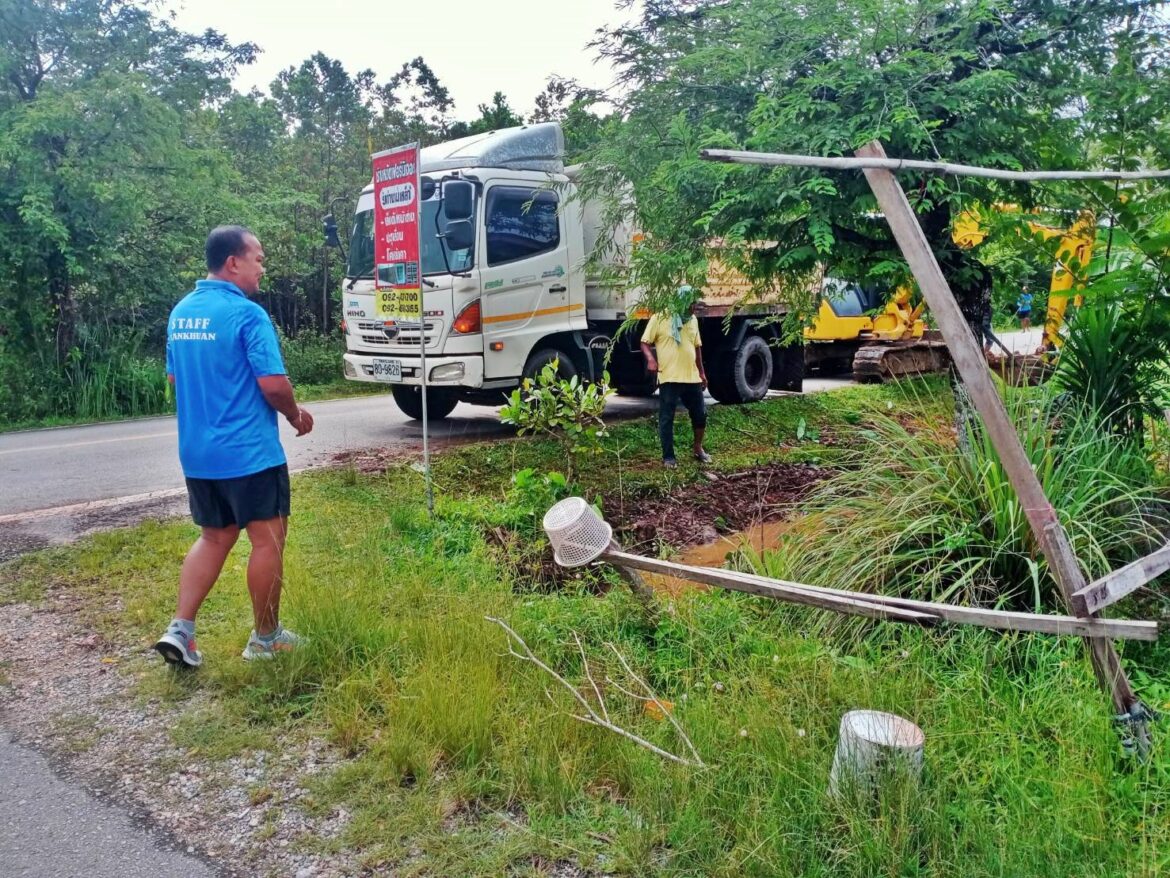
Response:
[177,525,240,621]
[694,425,706,457]
[244,516,288,636]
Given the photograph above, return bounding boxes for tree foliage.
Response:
[579,0,1170,318]
[0,0,606,424]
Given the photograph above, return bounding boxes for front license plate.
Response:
[371,358,402,381]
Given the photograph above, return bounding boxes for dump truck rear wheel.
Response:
[709,335,773,403]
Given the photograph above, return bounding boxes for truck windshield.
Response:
[346,198,475,279]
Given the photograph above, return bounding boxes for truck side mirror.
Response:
[323,214,342,249]
[442,219,474,252]
[441,179,475,221]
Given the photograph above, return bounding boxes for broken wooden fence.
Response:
[691,143,1165,741]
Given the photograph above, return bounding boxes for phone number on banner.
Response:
[376,287,422,320]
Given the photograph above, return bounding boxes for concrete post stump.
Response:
[829,710,924,797]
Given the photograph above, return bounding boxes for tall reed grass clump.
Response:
[743,388,1167,611]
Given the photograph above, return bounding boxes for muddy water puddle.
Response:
[641,517,792,597]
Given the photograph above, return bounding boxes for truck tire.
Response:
[391,385,459,421]
[709,334,773,404]
[524,348,578,382]
[770,340,805,393]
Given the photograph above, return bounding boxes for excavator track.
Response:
[852,339,952,383]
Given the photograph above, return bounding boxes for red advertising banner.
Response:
[371,142,422,320]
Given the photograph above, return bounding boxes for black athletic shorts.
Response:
[185,463,291,529]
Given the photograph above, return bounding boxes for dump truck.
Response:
[332,123,803,419]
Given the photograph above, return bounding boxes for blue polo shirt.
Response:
[166,280,287,479]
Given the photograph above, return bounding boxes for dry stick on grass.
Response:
[603,643,704,766]
[576,632,609,725]
[486,616,706,768]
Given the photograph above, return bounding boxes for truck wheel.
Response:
[770,340,805,393]
[391,385,459,421]
[709,334,773,404]
[524,348,578,382]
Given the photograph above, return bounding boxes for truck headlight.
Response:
[430,363,465,382]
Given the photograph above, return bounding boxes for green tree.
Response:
[447,91,524,139]
[529,75,611,160]
[371,56,455,146]
[580,0,1170,316]
[0,0,254,420]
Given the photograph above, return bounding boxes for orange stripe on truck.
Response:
[482,303,584,325]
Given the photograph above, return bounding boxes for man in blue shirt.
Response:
[154,226,314,669]
[1016,286,1034,330]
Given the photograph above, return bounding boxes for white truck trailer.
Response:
[333,123,802,419]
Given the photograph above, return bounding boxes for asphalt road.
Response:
[0,391,674,558]
[0,392,538,517]
[0,732,219,878]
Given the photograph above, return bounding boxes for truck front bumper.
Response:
[342,352,485,388]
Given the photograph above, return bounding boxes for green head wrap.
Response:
[668,284,699,343]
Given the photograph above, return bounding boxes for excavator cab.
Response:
[805,279,937,379]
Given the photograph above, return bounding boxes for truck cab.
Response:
[341,124,593,418]
[339,123,802,419]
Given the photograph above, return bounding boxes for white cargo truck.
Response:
[332,123,802,419]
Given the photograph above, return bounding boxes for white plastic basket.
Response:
[543,497,613,568]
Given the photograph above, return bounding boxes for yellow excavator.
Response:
[803,206,1096,381]
[952,205,1097,355]
[803,279,948,381]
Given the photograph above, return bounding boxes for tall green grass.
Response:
[1053,300,1170,439]
[0,326,171,426]
[741,388,1167,611]
[3,387,1168,875]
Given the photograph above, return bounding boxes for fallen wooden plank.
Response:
[603,551,938,626]
[1072,542,1170,615]
[603,550,1159,642]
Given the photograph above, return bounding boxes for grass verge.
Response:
[2,380,1168,876]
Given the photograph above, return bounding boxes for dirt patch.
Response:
[609,463,831,553]
[328,433,496,475]
[0,493,191,564]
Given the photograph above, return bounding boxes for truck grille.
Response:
[355,320,442,349]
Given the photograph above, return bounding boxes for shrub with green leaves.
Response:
[499,360,614,480]
[277,326,343,387]
[1052,298,1170,441]
[744,388,1166,611]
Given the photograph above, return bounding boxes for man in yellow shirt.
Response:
[640,286,711,468]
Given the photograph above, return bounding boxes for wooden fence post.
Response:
[854,140,1139,718]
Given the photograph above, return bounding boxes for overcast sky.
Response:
[163,0,637,120]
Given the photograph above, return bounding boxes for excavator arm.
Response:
[953,205,1097,353]
[1026,211,1096,353]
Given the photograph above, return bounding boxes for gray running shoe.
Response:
[154,624,203,669]
[242,627,303,661]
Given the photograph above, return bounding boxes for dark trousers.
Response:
[658,382,707,460]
